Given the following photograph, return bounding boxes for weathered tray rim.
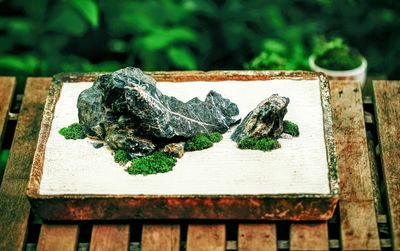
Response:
[26,70,339,220]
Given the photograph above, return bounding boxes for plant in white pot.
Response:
[309,38,367,87]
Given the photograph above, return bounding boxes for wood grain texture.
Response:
[290,223,328,251]
[37,224,79,251]
[339,201,382,250]
[373,80,400,250]
[0,78,51,251]
[0,77,16,144]
[141,224,180,251]
[90,224,130,251]
[330,80,380,250]
[186,224,225,251]
[238,224,277,251]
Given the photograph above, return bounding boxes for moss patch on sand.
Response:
[283,120,299,137]
[59,123,86,140]
[128,151,177,175]
[128,132,223,175]
[114,149,130,165]
[185,132,223,151]
[238,137,281,151]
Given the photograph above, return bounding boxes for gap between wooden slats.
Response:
[373,80,400,250]
[0,78,51,251]
[330,80,380,250]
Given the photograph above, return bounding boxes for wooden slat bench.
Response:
[0,77,398,250]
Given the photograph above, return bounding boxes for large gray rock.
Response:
[231,94,289,142]
[77,67,240,157]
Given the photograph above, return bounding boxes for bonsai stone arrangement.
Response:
[60,67,240,175]
[59,67,299,175]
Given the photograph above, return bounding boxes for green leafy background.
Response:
[1,0,399,81]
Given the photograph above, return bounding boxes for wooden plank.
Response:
[289,223,328,251]
[0,77,16,144]
[339,201,382,250]
[90,224,130,251]
[0,78,51,251]
[373,80,400,250]
[186,224,225,251]
[238,224,277,251]
[330,80,380,250]
[37,224,79,251]
[141,224,180,251]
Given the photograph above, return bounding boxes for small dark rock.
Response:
[231,94,289,142]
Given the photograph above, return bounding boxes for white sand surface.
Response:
[39,80,330,195]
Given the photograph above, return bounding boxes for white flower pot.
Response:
[309,55,367,88]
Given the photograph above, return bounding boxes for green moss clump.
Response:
[314,38,362,71]
[283,120,299,137]
[185,135,212,151]
[238,137,258,149]
[254,138,281,151]
[128,151,176,175]
[59,123,86,140]
[205,132,223,143]
[185,132,223,151]
[238,137,281,152]
[114,149,130,165]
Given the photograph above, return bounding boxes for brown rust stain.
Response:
[31,196,338,221]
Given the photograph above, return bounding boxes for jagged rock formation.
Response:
[77,67,240,157]
[231,94,289,142]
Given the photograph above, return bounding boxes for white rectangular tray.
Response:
[27,71,339,221]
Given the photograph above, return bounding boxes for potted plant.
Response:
[309,38,367,87]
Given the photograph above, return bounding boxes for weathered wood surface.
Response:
[37,224,79,251]
[238,224,277,251]
[290,223,328,251]
[0,78,51,251]
[330,80,380,250]
[141,224,180,251]
[186,224,225,251]
[0,77,16,145]
[90,224,130,251]
[373,80,400,250]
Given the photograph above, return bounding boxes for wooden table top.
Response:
[0,76,398,251]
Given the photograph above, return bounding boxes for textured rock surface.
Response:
[163,143,185,158]
[77,67,240,157]
[231,94,289,142]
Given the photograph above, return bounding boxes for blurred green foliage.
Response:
[0,150,9,183]
[0,0,399,81]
